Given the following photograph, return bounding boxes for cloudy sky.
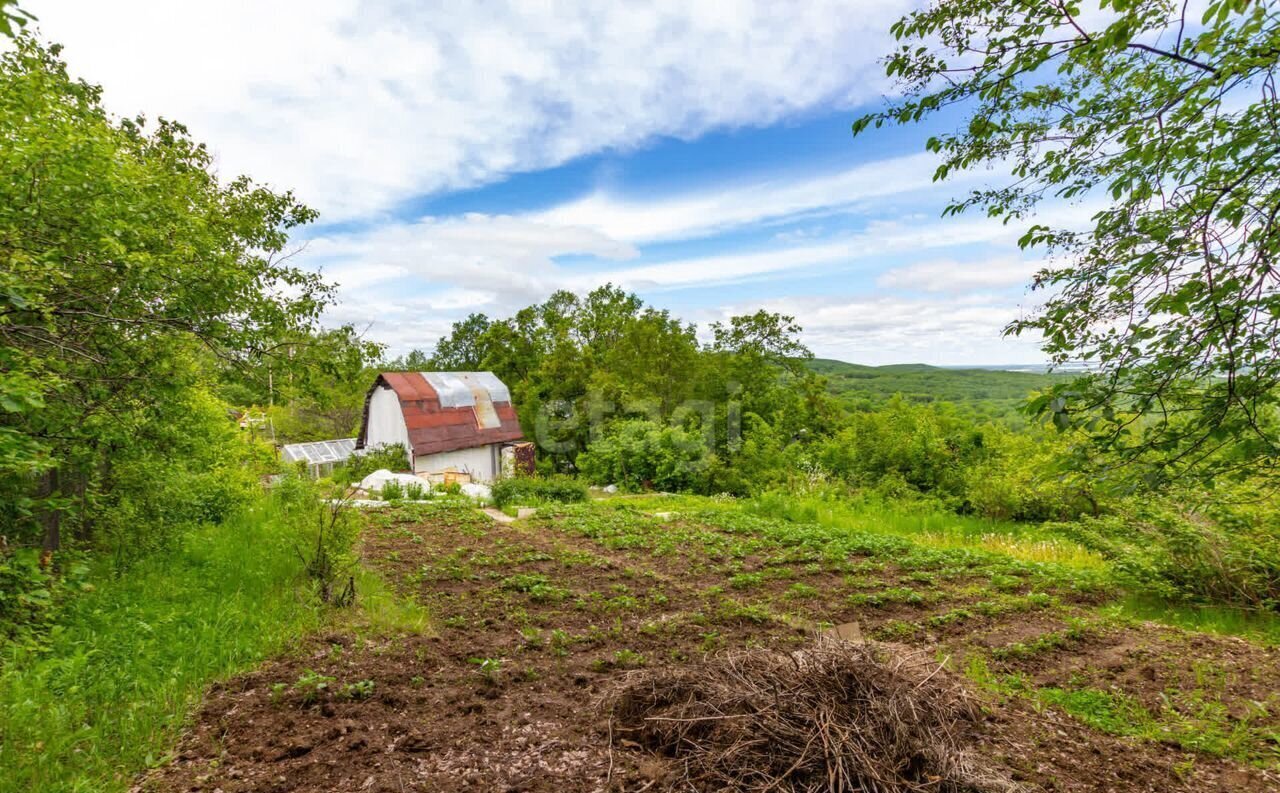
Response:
[27,0,1082,365]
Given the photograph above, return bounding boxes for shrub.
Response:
[961,426,1097,522]
[0,547,61,654]
[277,473,358,606]
[335,443,411,485]
[576,419,711,492]
[1054,493,1280,609]
[811,398,983,503]
[491,475,588,508]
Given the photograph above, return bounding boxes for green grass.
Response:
[0,500,340,793]
[1035,686,1154,736]
[748,492,1107,570]
[1109,595,1280,648]
[964,656,1278,765]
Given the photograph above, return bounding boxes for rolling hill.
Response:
[806,358,1068,421]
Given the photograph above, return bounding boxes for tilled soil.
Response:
[142,502,1279,793]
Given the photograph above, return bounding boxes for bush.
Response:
[576,419,711,492]
[335,443,411,486]
[0,549,89,652]
[275,472,359,606]
[961,426,1097,522]
[1053,493,1280,609]
[812,398,983,503]
[491,475,589,508]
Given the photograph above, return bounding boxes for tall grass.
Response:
[0,500,323,793]
[1109,595,1280,648]
[747,492,1108,570]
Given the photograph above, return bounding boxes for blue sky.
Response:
[29,0,1087,365]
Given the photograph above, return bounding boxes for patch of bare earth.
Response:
[141,505,1277,792]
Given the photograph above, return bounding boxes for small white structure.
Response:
[357,469,428,494]
[356,371,524,483]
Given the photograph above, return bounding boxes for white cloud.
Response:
[308,214,637,299]
[716,294,1048,366]
[876,257,1043,293]
[308,202,1067,359]
[529,152,946,243]
[583,241,858,292]
[31,0,914,220]
[302,191,1100,353]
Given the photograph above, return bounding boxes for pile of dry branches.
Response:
[606,639,1017,793]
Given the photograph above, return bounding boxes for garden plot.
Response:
[144,501,1278,793]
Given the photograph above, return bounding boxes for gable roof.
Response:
[357,371,524,456]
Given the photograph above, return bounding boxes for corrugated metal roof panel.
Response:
[422,372,476,408]
[356,371,524,456]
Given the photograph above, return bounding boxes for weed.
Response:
[729,572,765,590]
[338,679,376,701]
[293,670,335,706]
[613,648,647,668]
[549,629,571,657]
[785,582,820,600]
[871,620,919,641]
[268,682,288,706]
[500,573,570,603]
[468,657,504,682]
[715,600,771,625]
[519,627,543,650]
[849,587,930,608]
[1037,687,1152,736]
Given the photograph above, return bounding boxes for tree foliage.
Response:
[0,39,353,550]
[0,0,32,39]
[422,284,827,477]
[861,0,1280,486]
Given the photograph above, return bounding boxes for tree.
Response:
[386,348,431,371]
[429,313,492,370]
[0,39,341,549]
[0,1,32,39]
[860,1,1280,486]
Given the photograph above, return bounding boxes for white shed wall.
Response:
[365,386,413,467]
[414,444,500,482]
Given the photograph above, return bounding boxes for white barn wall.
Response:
[365,385,413,467]
[414,444,500,482]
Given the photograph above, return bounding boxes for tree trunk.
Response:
[39,467,61,555]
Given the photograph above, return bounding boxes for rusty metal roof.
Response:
[356,371,524,457]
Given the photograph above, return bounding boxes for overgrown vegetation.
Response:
[0,496,323,792]
[490,475,588,509]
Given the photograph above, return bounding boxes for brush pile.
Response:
[607,639,1017,793]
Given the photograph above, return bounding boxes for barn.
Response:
[356,371,525,483]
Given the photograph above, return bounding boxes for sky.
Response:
[24,0,1087,366]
